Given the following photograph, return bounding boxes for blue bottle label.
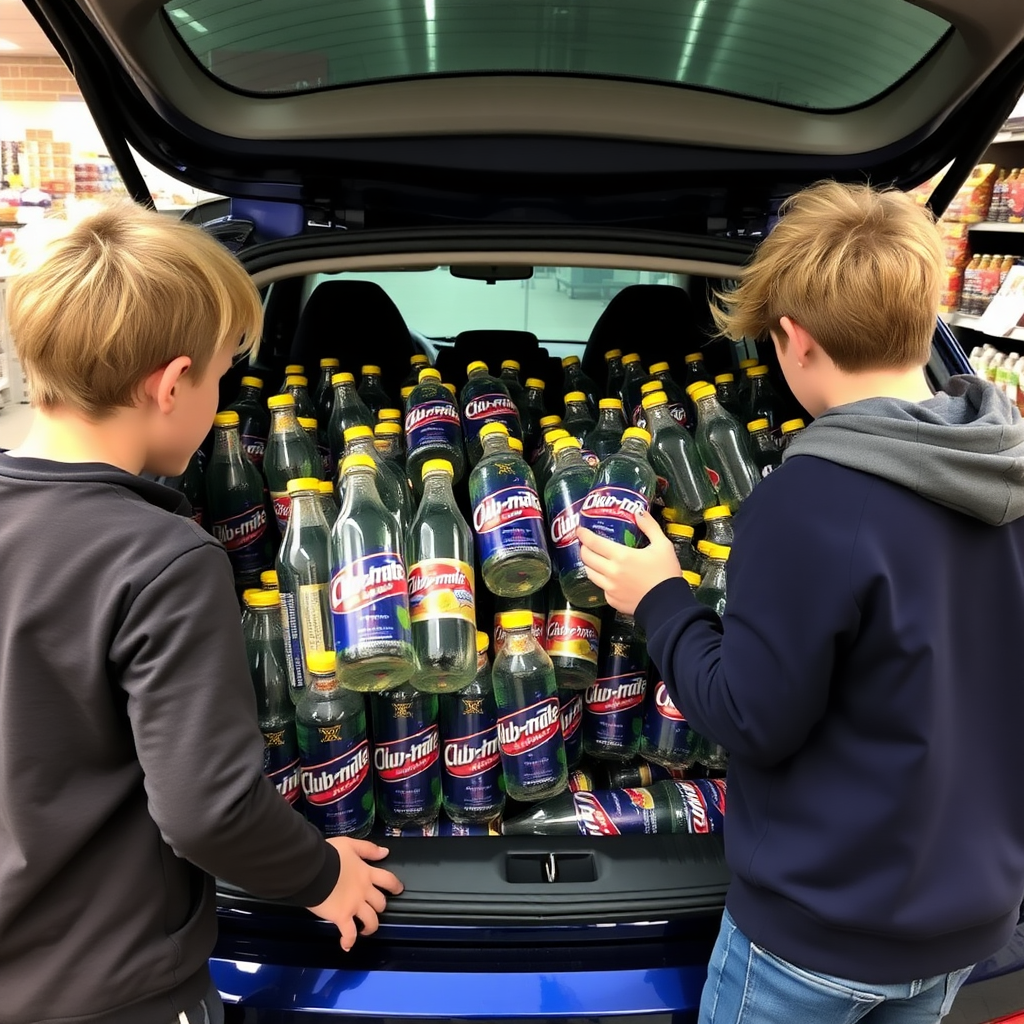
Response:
[462,393,521,444]
[584,671,647,751]
[278,590,306,698]
[241,434,266,468]
[441,696,503,817]
[405,398,462,453]
[211,505,269,576]
[642,681,696,765]
[374,713,441,822]
[674,779,727,834]
[571,787,666,836]
[497,697,563,787]
[330,551,412,652]
[299,728,373,837]
[579,486,649,547]
[472,484,546,563]
[560,690,583,766]
[548,494,586,576]
[262,727,301,807]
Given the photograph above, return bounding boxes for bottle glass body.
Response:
[693,394,760,512]
[646,403,717,525]
[578,436,657,549]
[406,378,467,490]
[460,367,523,465]
[265,406,321,532]
[583,612,647,761]
[544,446,603,607]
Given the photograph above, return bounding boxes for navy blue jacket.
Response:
[636,453,1024,983]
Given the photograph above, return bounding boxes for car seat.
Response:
[436,329,557,396]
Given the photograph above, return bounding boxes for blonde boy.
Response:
[0,201,401,1024]
[579,182,1024,1024]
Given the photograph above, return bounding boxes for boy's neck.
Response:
[9,407,147,474]
[820,366,933,414]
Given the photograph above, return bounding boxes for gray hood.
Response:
[784,375,1024,525]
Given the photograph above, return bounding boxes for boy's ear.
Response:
[778,316,816,368]
[142,356,193,413]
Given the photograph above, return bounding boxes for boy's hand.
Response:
[577,509,680,616]
[308,838,404,951]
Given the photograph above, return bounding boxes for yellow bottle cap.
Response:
[411,354,429,366]
[666,523,695,538]
[285,364,304,375]
[286,477,321,494]
[344,425,374,442]
[746,419,770,432]
[401,387,414,400]
[684,353,704,364]
[640,381,663,395]
[696,540,714,554]
[467,360,489,374]
[267,394,296,409]
[444,383,457,396]
[213,411,240,427]
[690,383,717,402]
[604,348,623,360]
[539,415,562,428]
[561,355,580,367]
[331,372,355,386]
[706,543,731,561]
[509,438,524,453]
[320,357,340,368]
[297,417,318,430]
[476,631,490,653]
[341,453,377,473]
[285,375,308,387]
[260,570,278,587]
[715,373,735,384]
[479,422,510,439]
[375,422,402,436]
[526,378,546,389]
[622,427,651,445]
[739,358,759,369]
[565,390,587,402]
[419,368,442,383]
[682,570,702,587]
[544,428,570,443]
[553,436,583,454]
[319,481,335,494]
[703,505,732,521]
[781,418,807,433]
[661,508,679,523]
[599,398,623,410]
[499,610,534,630]
[307,650,338,675]
[244,589,280,608]
[685,382,703,396]
[240,375,264,388]
[422,458,454,478]
[378,408,402,421]
[641,391,668,409]
[649,361,670,374]
[502,359,521,371]
[621,353,642,365]
[748,365,769,377]
[362,364,382,375]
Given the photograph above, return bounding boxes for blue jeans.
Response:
[699,909,974,1024]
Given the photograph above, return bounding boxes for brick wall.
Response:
[0,56,80,103]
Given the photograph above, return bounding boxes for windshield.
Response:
[164,0,950,112]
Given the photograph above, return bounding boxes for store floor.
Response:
[0,403,33,449]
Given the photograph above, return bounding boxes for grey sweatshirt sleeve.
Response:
[110,542,339,906]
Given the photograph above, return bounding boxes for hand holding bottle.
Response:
[577,509,680,616]
[307,838,404,951]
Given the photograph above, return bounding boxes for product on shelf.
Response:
[944,163,998,223]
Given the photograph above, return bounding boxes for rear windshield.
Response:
[164,0,950,112]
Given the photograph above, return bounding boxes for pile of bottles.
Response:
[183,350,805,837]
[958,254,1017,316]
[968,344,1024,412]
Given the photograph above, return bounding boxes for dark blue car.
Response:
[24,0,1024,1018]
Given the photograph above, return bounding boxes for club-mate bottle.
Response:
[560,687,584,769]
[682,352,711,392]
[579,428,657,550]
[327,372,374,477]
[583,612,647,762]
[499,360,528,415]
[402,354,432,390]
[315,358,341,427]
[544,436,603,607]
[561,355,599,416]
[297,651,374,837]
[690,383,760,512]
[374,422,406,468]
[492,610,568,802]
[358,364,392,420]
[618,353,650,424]
[330,454,416,692]
[493,591,547,653]
[469,423,551,597]
[406,368,466,492]
[521,377,548,464]
[338,424,414,539]
[372,684,442,828]
[276,478,334,699]
[584,399,626,462]
[714,373,743,420]
[745,365,786,433]
[318,480,339,528]
[545,581,601,691]
[695,543,729,617]
[641,391,716,526]
[439,632,505,823]
[649,362,693,429]
[641,669,698,770]
[703,505,735,549]
[779,418,807,450]
[562,392,596,447]
[277,364,305,394]
[407,459,477,693]
[604,349,625,402]
[284,375,318,422]
[179,448,206,529]
[460,361,523,465]
[747,419,782,477]
[205,412,275,591]
[532,427,570,496]
[667,523,699,573]
[243,589,301,807]
[264,394,321,532]
[298,416,332,480]
[226,376,270,470]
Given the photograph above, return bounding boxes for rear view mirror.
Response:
[450,265,534,284]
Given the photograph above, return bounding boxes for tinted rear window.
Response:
[164,0,950,111]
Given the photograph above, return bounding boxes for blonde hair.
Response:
[712,181,943,372]
[6,198,263,417]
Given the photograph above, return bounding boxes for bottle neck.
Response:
[566,402,588,418]
[307,671,341,696]
[421,471,455,503]
[334,382,357,402]
[346,437,376,458]
[271,406,300,434]
[481,434,511,457]
[695,393,723,419]
[343,467,380,501]
[240,386,262,403]
[503,627,535,655]
[213,424,245,462]
[619,438,648,458]
[598,408,621,428]
[288,490,327,529]
[645,403,671,427]
[553,447,585,469]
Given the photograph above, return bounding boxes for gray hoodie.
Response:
[784,375,1024,525]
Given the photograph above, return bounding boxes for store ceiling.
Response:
[2,0,60,56]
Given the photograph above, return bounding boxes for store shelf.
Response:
[940,310,1024,341]
[968,222,1024,232]
[992,130,1024,144]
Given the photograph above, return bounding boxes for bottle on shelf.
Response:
[648,362,692,430]
[276,365,305,394]
[779,418,807,451]
[315,358,341,427]
[714,373,743,420]
[337,424,414,539]
[499,360,528,415]
[681,352,711,392]
[374,422,406,467]
[284,375,318,422]
[695,543,730,617]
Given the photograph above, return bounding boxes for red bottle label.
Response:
[497,698,562,757]
[545,610,601,666]
[374,724,440,782]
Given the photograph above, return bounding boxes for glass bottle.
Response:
[499,359,528,415]
[562,391,596,447]
[745,366,785,433]
[358,364,392,420]
[406,367,466,491]
[690,384,760,512]
[402,354,432,390]
[779,418,807,450]
[263,394,320,533]
[604,348,625,402]
[326,372,374,478]
[747,419,782,476]
[284,374,318,422]
[521,377,548,463]
[460,361,523,465]
[578,428,657,549]
[226,375,270,470]
[561,355,599,416]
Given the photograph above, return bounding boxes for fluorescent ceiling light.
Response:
[170,8,190,18]
[187,19,208,33]
[0,38,21,51]
[425,0,435,21]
